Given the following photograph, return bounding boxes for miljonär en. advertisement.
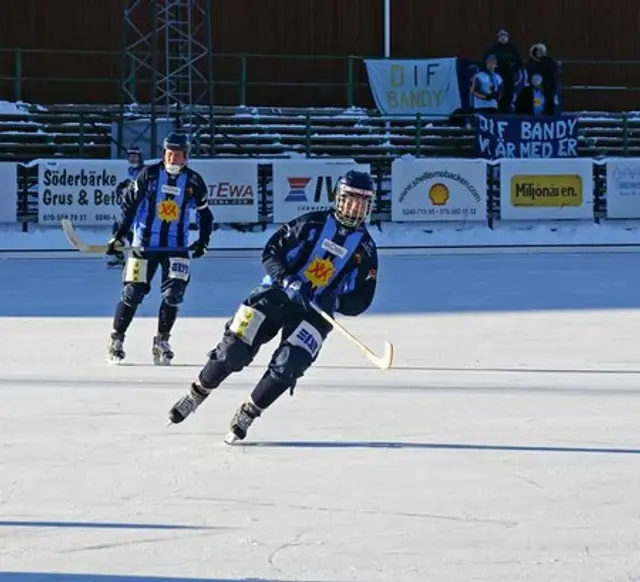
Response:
[499,158,593,220]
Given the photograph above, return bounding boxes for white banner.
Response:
[272,160,370,223]
[38,159,128,225]
[605,158,640,218]
[188,159,259,223]
[0,162,17,223]
[364,58,461,116]
[391,159,487,222]
[499,159,594,220]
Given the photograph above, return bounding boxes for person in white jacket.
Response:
[472,54,503,112]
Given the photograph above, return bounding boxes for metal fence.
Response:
[3,48,640,110]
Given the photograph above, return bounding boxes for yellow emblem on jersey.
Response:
[304,258,334,288]
[157,199,179,222]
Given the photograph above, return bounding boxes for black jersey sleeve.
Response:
[336,236,379,316]
[261,212,321,284]
[189,170,213,244]
[113,165,150,239]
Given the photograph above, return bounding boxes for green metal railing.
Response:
[3,48,640,109]
[0,48,371,107]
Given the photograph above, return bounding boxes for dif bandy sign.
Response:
[38,160,128,225]
[476,115,579,159]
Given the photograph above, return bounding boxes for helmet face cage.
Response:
[162,132,190,174]
[335,183,373,228]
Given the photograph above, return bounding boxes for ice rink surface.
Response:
[2,250,640,582]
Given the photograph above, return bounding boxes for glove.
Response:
[106,237,124,256]
[189,239,207,259]
[282,276,312,309]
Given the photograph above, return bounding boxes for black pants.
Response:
[111,221,134,245]
[121,251,191,308]
[199,285,332,394]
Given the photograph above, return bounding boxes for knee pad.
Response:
[162,280,187,306]
[269,320,324,385]
[121,282,149,307]
[268,344,307,386]
[199,334,253,388]
[215,335,254,372]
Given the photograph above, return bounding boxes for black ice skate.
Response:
[153,333,174,365]
[168,382,211,424]
[107,332,125,364]
[224,400,262,445]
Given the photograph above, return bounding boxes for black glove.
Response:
[189,239,207,259]
[106,237,124,256]
[281,276,312,309]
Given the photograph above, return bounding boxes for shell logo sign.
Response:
[428,183,450,206]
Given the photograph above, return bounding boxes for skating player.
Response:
[106,131,213,365]
[167,169,379,444]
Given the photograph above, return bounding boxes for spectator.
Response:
[472,54,503,113]
[482,29,522,113]
[515,74,555,116]
[525,43,559,110]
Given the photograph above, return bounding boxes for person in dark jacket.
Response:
[526,43,559,110]
[515,74,555,116]
[482,29,522,113]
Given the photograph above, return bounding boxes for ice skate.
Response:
[168,382,211,424]
[224,400,262,445]
[153,333,174,365]
[106,332,125,364]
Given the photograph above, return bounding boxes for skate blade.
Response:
[223,431,241,445]
[107,356,124,365]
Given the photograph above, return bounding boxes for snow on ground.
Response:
[1,250,640,581]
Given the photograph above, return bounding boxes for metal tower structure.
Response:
[121,0,214,152]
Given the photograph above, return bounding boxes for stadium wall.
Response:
[3,156,640,253]
[1,0,637,109]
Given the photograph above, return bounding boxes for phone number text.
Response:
[40,213,118,223]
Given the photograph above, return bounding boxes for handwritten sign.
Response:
[364,58,462,117]
[475,114,579,159]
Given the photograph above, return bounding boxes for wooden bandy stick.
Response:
[61,219,187,253]
[311,302,394,370]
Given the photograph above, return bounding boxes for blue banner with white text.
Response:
[474,114,579,159]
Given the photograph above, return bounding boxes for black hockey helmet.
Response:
[162,131,190,175]
[126,146,144,166]
[334,170,374,228]
[162,131,191,156]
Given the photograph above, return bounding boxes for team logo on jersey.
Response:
[285,177,310,202]
[157,199,180,222]
[304,257,334,288]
